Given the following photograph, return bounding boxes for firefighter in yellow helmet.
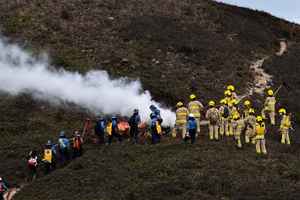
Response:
[243,100,251,119]
[232,112,244,148]
[188,94,204,135]
[279,108,292,145]
[224,90,233,104]
[228,99,239,136]
[244,108,256,144]
[227,85,238,99]
[173,101,189,139]
[261,89,276,125]
[219,99,230,137]
[255,116,267,155]
[205,100,220,141]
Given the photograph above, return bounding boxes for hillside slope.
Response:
[0,0,300,199]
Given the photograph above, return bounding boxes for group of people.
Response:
[173,85,294,155]
[26,131,84,182]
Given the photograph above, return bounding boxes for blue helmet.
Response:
[150,105,156,111]
[150,113,157,119]
[59,131,65,138]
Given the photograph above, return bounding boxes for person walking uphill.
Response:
[279,108,292,145]
[186,114,197,144]
[42,140,56,174]
[206,101,220,141]
[262,89,276,125]
[129,109,141,144]
[244,108,256,144]
[232,113,245,148]
[27,150,38,182]
[58,131,70,164]
[173,102,189,139]
[219,99,230,137]
[188,94,204,135]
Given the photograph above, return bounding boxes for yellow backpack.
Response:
[156,121,162,135]
[106,122,113,136]
[43,149,52,163]
[256,122,265,136]
[283,116,291,128]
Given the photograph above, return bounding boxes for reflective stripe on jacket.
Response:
[176,107,188,125]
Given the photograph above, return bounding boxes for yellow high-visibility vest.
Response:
[176,107,188,124]
[156,122,162,135]
[255,122,265,138]
[106,122,112,136]
[188,101,202,118]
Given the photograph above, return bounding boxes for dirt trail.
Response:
[276,40,288,56]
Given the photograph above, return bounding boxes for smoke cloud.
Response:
[0,38,176,126]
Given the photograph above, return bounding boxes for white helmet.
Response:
[0,177,2,181]
[189,114,195,118]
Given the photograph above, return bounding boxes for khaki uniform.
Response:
[255,122,267,155]
[232,118,245,148]
[219,106,230,136]
[280,115,291,145]
[262,96,276,125]
[206,107,220,140]
[188,100,204,134]
[244,115,256,144]
[229,106,238,136]
[173,107,189,139]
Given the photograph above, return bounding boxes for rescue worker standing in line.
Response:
[173,102,189,140]
[219,99,230,137]
[107,116,122,144]
[232,113,244,148]
[188,94,204,135]
[58,131,70,164]
[129,109,141,144]
[72,131,83,158]
[262,89,276,125]
[95,118,106,144]
[150,113,162,144]
[206,101,220,141]
[279,108,292,145]
[255,116,267,155]
[244,108,256,144]
[42,140,56,174]
[186,114,197,144]
[150,105,162,124]
[0,177,8,200]
[227,85,238,99]
[228,99,239,136]
[27,150,38,182]
[243,100,252,119]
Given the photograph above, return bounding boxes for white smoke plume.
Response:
[0,38,176,126]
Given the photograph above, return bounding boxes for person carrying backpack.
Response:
[150,113,162,144]
[206,101,221,141]
[107,117,122,144]
[27,150,38,182]
[95,118,106,144]
[279,108,292,145]
[219,99,230,137]
[58,131,70,164]
[42,140,56,174]
[72,131,83,158]
[129,109,141,144]
[0,177,8,200]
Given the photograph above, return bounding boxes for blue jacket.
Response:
[58,137,70,149]
[187,118,197,130]
[112,118,118,129]
[129,113,141,127]
[95,120,106,135]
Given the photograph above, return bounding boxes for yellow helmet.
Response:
[232,99,238,105]
[233,113,240,120]
[209,100,215,107]
[220,99,227,105]
[279,108,286,114]
[256,116,263,122]
[244,100,251,106]
[176,101,183,107]
[249,108,255,114]
[227,85,235,92]
[224,90,232,97]
[267,89,274,96]
[190,94,196,100]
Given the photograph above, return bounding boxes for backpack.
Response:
[209,109,220,124]
[43,149,52,163]
[223,106,230,118]
[28,157,37,167]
